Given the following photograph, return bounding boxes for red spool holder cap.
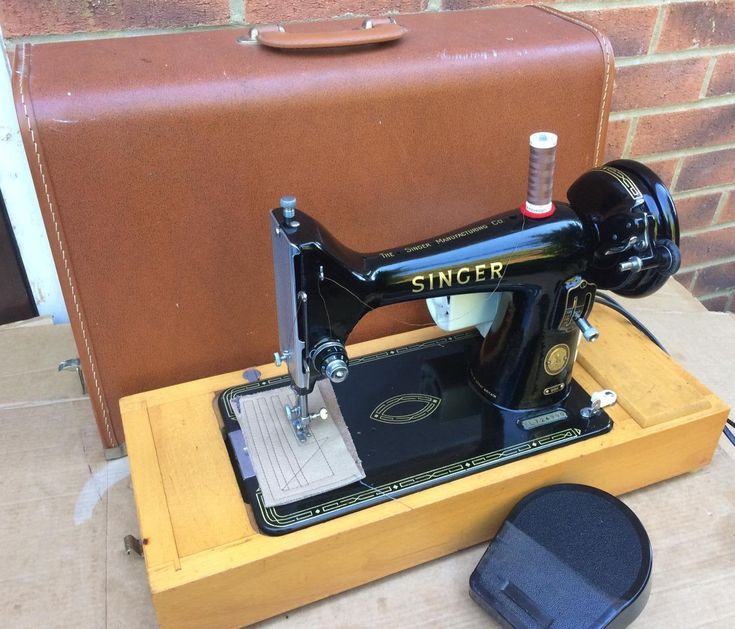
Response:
[520,201,556,219]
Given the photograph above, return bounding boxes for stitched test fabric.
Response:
[231,380,365,507]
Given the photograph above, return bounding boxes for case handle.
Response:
[251,18,406,49]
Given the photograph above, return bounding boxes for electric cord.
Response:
[594,293,735,446]
[725,418,735,447]
[594,293,668,353]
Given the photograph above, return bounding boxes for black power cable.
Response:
[594,293,668,354]
[594,293,735,446]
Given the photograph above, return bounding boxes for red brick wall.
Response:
[2,1,734,311]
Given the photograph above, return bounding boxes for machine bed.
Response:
[219,331,611,534]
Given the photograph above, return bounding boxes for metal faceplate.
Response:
[270,213,308,391]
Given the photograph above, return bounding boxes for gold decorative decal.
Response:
[411,262,503,293]
[596,166,643,201]
[371,393,441,424]
[544,344,570,376]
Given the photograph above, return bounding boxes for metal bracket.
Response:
[104,443,127,461]
[362,16,397,29]
[237,23,285,44]
[124,534,143,557]
[58,357,87,394]
[271,212,308,391]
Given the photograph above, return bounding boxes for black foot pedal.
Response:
[470,484,652,628]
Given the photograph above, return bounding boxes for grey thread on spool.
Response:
[526,132,557,212]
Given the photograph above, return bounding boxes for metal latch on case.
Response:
[58,357,87,394]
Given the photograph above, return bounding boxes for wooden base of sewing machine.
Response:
[120,307,729,629]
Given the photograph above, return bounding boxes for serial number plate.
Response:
[520,409,568,430]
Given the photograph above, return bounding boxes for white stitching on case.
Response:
[534,6,614,166]
[17,47,117,447]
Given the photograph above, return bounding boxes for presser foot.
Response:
[284,402,329,443]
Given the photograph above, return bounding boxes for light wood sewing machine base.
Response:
[120,308,729,628]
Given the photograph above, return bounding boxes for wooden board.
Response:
[577,311,712,426]
[147,396,252,557]
[120,308,729,629]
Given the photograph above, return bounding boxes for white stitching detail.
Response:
[17,47,117,447]
[534,6,614,166]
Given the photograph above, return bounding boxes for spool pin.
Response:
[521,132,558,219]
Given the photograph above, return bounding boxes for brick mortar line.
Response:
[610,93,735,121]
[711,192,731,224]
[699,57,718,100]
[617,46,735,67]
[621,118,638,158]
[674,213,735,236]
[680,255,735,274]
[670,157,683,192]
[674,182,735,200]
[230,0,244,24]
[646,5,666,56]
[681,221,735,238]
[634,141,735,163]
[681,219,735,238]
[696,288,735,301]
[677,270,697,292]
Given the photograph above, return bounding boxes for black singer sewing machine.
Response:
[219,133,680,535]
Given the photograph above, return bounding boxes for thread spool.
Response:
[521,132,558,219]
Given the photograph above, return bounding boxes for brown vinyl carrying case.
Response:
[13,7,614,449]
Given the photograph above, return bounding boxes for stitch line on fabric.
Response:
[17,47,117,447]
[534,5,613,166]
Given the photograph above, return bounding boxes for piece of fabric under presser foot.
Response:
[231,380,365,507]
